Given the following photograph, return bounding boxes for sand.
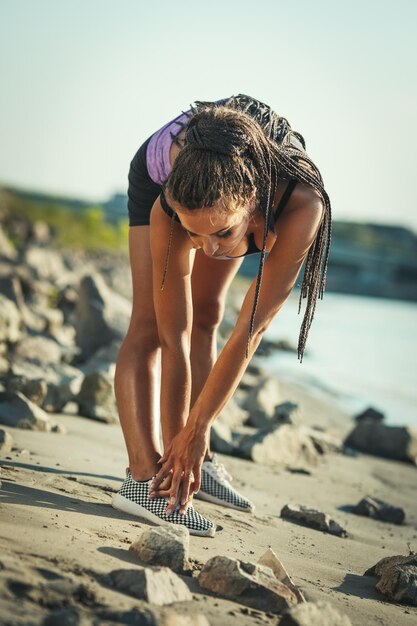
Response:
[1,385,417,626]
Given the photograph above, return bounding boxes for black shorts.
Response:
[127,135,162,227]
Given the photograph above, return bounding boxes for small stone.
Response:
[354,496,405,525]
[51,424,67,434]
[0,428,14,452]
[129,526,190,574]
[198,555,298,613]
[258,548,305,602]
[281,504,348,537]
[104,566,192,605]
[279,600,352,625]
[364,553,417,605]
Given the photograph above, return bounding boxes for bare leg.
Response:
[114,227,161,481]
[190,250,243,459]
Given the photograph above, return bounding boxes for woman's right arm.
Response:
[149,197,194,445]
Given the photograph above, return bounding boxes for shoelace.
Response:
[209,457,233,483]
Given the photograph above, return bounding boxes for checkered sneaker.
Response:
[195,453,255,513]
[112,468,216,537]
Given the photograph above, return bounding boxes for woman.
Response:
[112,94,331,537]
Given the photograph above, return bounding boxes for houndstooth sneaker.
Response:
[195,453,255,513]
[112,468,216,537]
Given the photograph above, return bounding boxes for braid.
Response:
[165,95,332,362]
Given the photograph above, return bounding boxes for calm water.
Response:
[263,291,417,428]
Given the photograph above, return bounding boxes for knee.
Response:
[125,316,160,352]
[193,300,224,334]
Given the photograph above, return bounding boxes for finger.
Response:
[165,468,183,515]
[193,466,201,494]
[151,460,173,491]
[180,470,194,506]
[179,491,193,516]
[149,488,171,499]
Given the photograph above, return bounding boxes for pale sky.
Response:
[1,0,416,229]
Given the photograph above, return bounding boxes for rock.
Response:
[344,421,417,464]
[24,246,69,284]
[43,607,80,626]
[81,340,120,377]
[198,556,298,613]
[238,369,266,392]
[280,504,348,537]
[12,335,63,366]
[243,378,281,422]
[129,526,190,574]
[364,553,417,605]
[238,424,319,468]
[0,391,52,430]
[273,402,300,425]
[0,225,17,261]
[210,420,237,455]
[217,396,249,429]
[76,372,118,423]
[0,428,14,452]
[354,496,405,525]
[32,221,51,244]
[0,294,22,343]
[104,566,192,605]
[354,406,385,422]
[74,273,131,361]
[279,600,352,625]
[304,427,343,455]
[0,270,26,310]
[51,423,67,434]
[8,363,83,413]
[258,548,305,602]
[6,376,48,406]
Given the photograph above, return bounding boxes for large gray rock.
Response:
[74,273,131,361]
[354,496,405,525]
[217,396,249,429]
[344,420,417,464]
[12,335,63,367]
[243,378,282,422]
[198,556,298,613]
[80,340,120,376]
[96,608,210,626]
[279,601,352,625]
[129,526,190,574]
[104,566,192,605]
[24,246,69,284]
[76,372,117,423]
[365,553,417,605]
[238,424,319,467]
[0,294,22,343]
[0,391,52,430]
[210,420,237,455]
[5,376,48,406]
[281,504,348,537]
[0,428,14,452]
[9,362,83,413]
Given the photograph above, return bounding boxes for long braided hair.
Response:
[162,94,332,363]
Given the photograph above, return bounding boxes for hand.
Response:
[150,423,208,516]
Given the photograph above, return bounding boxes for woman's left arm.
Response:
[153,188,324,513]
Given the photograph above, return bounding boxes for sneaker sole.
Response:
[111,493,216,537]
[195,490,255,513]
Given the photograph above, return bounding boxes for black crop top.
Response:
[159,179,298,258]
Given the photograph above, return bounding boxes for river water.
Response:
[263,291,417,428]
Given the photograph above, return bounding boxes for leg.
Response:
[114,226,161,481]
[190,250,243,450]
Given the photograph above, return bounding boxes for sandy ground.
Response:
[1,387,417,626]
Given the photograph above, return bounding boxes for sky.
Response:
[0,0,416,229]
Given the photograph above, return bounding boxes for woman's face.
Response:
[172,195,256,259]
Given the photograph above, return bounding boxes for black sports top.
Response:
[159,178,297,258]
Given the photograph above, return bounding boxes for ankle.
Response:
[128,461,159,482]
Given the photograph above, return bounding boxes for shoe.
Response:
[195,453,255,513]
[112,468,216,537]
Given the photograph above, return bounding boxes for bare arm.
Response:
[153,187,325,510]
